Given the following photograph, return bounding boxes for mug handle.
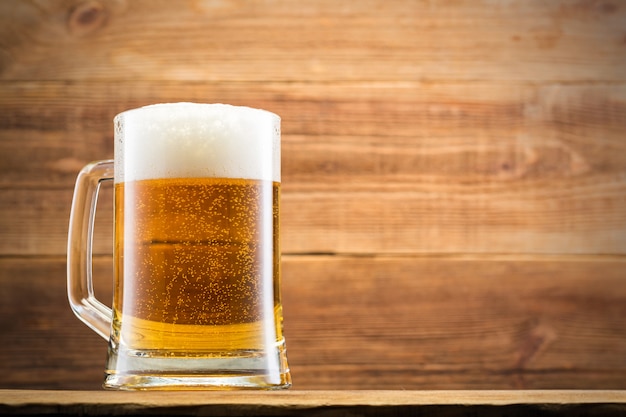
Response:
[67,159,114,340]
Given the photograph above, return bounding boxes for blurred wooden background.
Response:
[0,0,625,390]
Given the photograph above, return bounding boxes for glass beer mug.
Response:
[67,103,291,390]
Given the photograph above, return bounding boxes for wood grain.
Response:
[1,82,625,255]
[1,390,625,416]
[2,82,626,187]
[3,180,625,256]
[0,0,624,82]
[1,256,624,390]
[1,0,625,392]
[282,255,626,389]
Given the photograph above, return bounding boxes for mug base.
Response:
[103,372,291,390]
[103,342,291,390]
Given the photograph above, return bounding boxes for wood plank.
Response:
[282,255,626,389]
[2,82,626,187]
[1,390,625,417]
[0,257,112,390]
[4,178,626,256]
[3,178,625,256]
[1,256,624,390]
[0,187,113,256]
[0,0,624,82]
[1,82,625,255]
[3,81,624,189]
[282,180,626,255]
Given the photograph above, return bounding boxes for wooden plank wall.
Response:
[0,0,625,390]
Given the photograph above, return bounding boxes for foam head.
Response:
[114,103,280,183]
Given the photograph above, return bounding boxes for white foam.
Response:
[114,103,280,183]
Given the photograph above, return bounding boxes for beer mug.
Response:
[67,103,291,390]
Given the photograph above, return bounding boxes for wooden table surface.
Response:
[2,390,626,416]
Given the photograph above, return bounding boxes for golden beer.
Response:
[111,177,283,354]
[67,102,290,389]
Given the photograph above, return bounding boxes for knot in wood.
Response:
[68,0,107,37]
